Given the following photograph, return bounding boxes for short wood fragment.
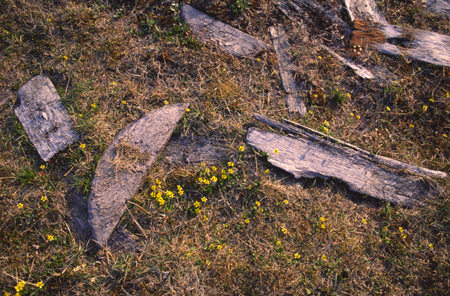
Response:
[15,75,79,161]
[246,127,443,207]
[161,135,230,166]
[425,0,450,19]
[180,4,269,57]
[351,20,450,67]
[320,45,375,79]
[269,26,307,116]
[344,0,388,24]
[88,103,189,246]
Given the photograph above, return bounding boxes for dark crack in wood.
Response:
[180,4,269,57]
[269,26,307,116]
[246,127,443,207]
[88,103,189,246]
[15,75,79,161]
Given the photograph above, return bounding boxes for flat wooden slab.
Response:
[344,0,388,25]
[88,103,189,246]
[15,75,79,161]
[180,4,269,57]
[269,26,307,116]
[351,20,450,67]
[426,0,450,19]
[246,127,442,207]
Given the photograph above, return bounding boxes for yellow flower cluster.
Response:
[15,280,25,292]
[177,185,184,196]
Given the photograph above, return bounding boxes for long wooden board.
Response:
[246,127,442,207]
[180,4,269,57]
[88,103,188,246]
[344,0,388,24]
[269,26,307,116]
[15,75,79,161]
[351,20,450,67]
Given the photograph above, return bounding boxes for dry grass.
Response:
[1,0,450,295]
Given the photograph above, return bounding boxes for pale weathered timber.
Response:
[180,4,269,57]
[426,0,450,19]
[88,103,189,246]
[351,20,450,67]
[253,114,447,179]
[161,135,230,166]
[344,0,388,24]
[289,0,352,35]
[15,75,79,161]
[269,26,307,116]
[246,127,442,207]
[320,44,375,79]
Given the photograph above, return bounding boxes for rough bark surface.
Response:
[426,0,450,19]
[180,4,269,57]
[88,103,188,246]
[246,127,442,207]
[351,20,450,67]
[269,26,307,116]
[161,135,230,166]
[344,0,388,24]
[15,75,79,161]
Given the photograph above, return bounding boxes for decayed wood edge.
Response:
[351,20,450,68]
[289,0,352,35]
[14,75,79,161]
[180,4,269,57]
[107,225,142,253]
[320,44,375,79]
[269,26,307,116]
[253,114,447,179]
[344,0,388,25]
[426,0,450,19]
[246,127,441,207]
[88,103,189,247]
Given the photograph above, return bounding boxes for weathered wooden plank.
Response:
[14,75,79,161]
[253,114,446,179]
[161,135,230,166]
[269,26,307,116]
[426,0,450,19]
[246,127,442,207]
[88,103,189,246]
[344,0,388,24]
[351,20,450,67]
[180,4,269,57]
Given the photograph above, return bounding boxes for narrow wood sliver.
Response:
[180,4,269,57]
[246,127,443,207]
[88,103,189,246]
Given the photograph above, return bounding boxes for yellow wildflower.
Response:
[205,168,210,173]
[256,58,261,62]
[401,233,406,239]
[212,166,217,171]
[195,208,201,214]
[164,101,168,105]
[203,180,210,185]
[228,162,234,167]
[210,176,218,182]
[323,127,329,132]
[282,228,287,234]
[80,143,86,149]
[47,18,51,22]
[186,108,190,112]
[63,56,68,60]
[321,255,327,261]
[386,106,391,111]
[356,115,361,119]
[151,185,156,191]
[350,113,354,117]
[347,93,351,98]
[223,224,228,228]
[112,81,117,86]
[40,165,45,169]
[429,98,434,103]
[283,199,288,205]
[423,105,428,112]
[122,100,127,105]
[276,241,281,246]
[198,177,203,182]
[324,120,329,126]
[217,245,222,250]
[255,201,260,207]
[362,219,367,224]
[321,224,325,229]
[17,203,23,209]
[318,56,322,59]
[294,253,300,259]
[239,145,244,152]
[308,110,313,115]
[47,235,54,241]
[91,103,96,108]
[194,201,200,208]
[429,243,434,249]
[222,175,227,179]
[273,149,279,154]
[409,124,414,128]
[204,215,208,221]
[78,114,82,117]
[447,92,449,98]
[399,227,403,233]
[15,280,25,292]
[265,169,269,174]
[228,168,233,174]
[41,196,47,202]
[206,260,210,265]
[443,134,448,138]
[228,249,233,253]
[245,218,250,223]
[320,217,325,222]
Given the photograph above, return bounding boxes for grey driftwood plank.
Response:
[426,0,450,19]
[88,103,189,246]
[15,75,79,161]
[254,114,447,179]
[351,20,450,67]
[344,0,388,24]
[269,26,307,116]
[246,127,442,207]
[180,4,269,57]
